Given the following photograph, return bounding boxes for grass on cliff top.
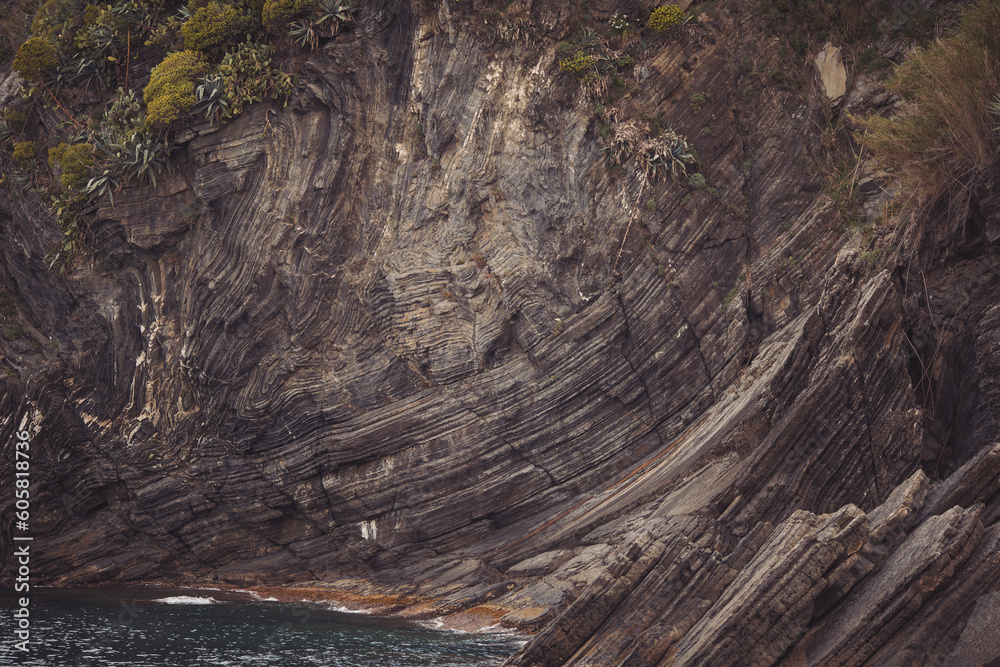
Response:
[861,0,1000,249]
[1,0,338,273]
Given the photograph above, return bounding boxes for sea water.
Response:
[0,587,523,666]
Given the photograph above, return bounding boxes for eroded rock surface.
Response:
[2,1,999,665]
[814,44,847,102]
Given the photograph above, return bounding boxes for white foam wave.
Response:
[418,618,529,639]
[418,617,447,631]
[153,595,218,605]
[315,600,365,614]
[231,588,279,602]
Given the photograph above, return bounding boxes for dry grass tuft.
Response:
[861,0,1000,255]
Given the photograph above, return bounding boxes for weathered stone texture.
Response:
[2,2,999,665]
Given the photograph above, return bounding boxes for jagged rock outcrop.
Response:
[2,1,999,665]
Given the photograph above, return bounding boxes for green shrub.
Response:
[688,172,707,189]
[48,142,95,191]
[12,141,36,169]
[31,0,62,32]
[690,92,707,113]
[559,52,593,78]
[182,1,252,55]
[863,0,1000,235]
[82,88,171,195]
[0,110,28,144]
[73,2,147,64]
[12,37,59,80]
[83,4,102,27]
[216,39,294,119]
[262,0,313,33]
[103,88,145,138]
[648,5,685,33]
[3,325,24,341]
[3,109,28,133]
[47,142,66,167]
[31,0,75,43]
[144,50,208,125]
[240,0,267,21]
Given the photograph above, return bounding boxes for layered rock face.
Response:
[2,1,1000,665]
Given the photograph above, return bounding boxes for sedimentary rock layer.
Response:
[2,1,999,665]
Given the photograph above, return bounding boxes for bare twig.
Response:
[35,77,84,132]
[124,31,131,92]
[920,268,940,335]
[611,176,649,277]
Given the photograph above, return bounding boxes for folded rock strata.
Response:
[1,1,999,665]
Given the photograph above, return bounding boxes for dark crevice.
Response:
[614,290,660,429]
[459,401,558,487]
[851,356,887,505]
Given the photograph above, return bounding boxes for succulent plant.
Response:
[604,120,694,182]
[84,168,120,205]
[195,74,229,122]
[289,19,319,50]
[316,0,357,31]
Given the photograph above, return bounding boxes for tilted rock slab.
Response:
[2,2,1000,665]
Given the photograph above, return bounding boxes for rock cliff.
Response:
[2,0,1000,665]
